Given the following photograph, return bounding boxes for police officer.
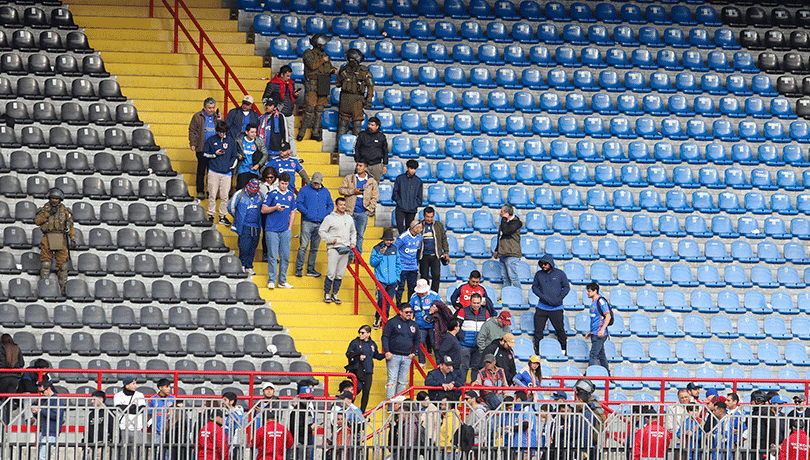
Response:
[298,33,336,143]
[35,188,75,294]
[335,48,374,152]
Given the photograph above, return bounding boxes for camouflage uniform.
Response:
[335,58,374,137]
[299,34,336,142]
[35,190,75,293]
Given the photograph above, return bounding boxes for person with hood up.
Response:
[369,228,400,328]
[531,254,571,355]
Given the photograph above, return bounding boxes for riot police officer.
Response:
[35,188,75,294]
[335,48,374,152]
[298,33,336,142]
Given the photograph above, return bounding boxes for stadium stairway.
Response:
[65,0,391,407]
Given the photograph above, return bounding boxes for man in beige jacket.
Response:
[338,161,379,255]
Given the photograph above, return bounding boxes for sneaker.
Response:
[323,293,331,303]
[246,268,256,275]
[306,270,321,278]
[372,318,382,329]
[331,293,341,304]
[208,215,215,223]
[278,282,294,289]
[267,282,275,289]
[294,271,303,278]
[220,216,231,225]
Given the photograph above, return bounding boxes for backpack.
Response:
[597,297,614,326]
[452,423,475,452]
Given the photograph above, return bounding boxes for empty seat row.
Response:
[0,77,126,101]
[0,7,76,30]
[5,101,143,126]
[0,175,188,201]
[740,29,810,52]
[0,125,158,151]
[0,30,90,53]
[0,52,105,76]
[0,151,176,177]
[722,6,810,29]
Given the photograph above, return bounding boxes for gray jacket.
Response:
[318,212,357,250]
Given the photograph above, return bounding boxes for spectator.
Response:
[31,379,64,460]
[222,392,245,460]
[382,304,419,399]
[472,354,508,407]
[464,391,488,445]
[345,325,385,412]
[424,356,462,401]
[298,33,336,142]
[148,378,175,460]
[0,333,23,394]
[392,159,423,234]
[267,141,310,192]
[328,411,356,460]
[457,293,491,382]
[258,166,279,263]
[450,271,495,315]
[257,99,286,157]
[664,389,691,435]
[493,204,522,288]
[388,396,420,460]
[779,421,810,460]
[395,220,422,304]
[255,411,293,460]
[418,207,449,293]
[188,97,221,199]
[677,404,703,460]
[334,390,364,421]
[416,391,441,447]
[686,383,702,403]
[476,311,512,356]
[17,358,50,394]
[369,228,400,328]
[633,410,672,460]
[234,123,269,190]
[481,333,517,384]
[226,95,259,140]
[789,395,810,419]
[339,161,379,254]
[203,121,238,225]
[198,409,229,460]
[228,178,264,275]
[427,300,457,361]
[252,383,281,431]
[434,318,462,368]
[409,279,440,364]
[167,400,193,460]
[84,390,114,460]
[318,197,357,304]
[531,255,571,355]
[513,396,544,458]
[353,116,388,184]
[288,379,318,460]
[513,355,543,390]
[261,172,297,289]
[262,65,300,157]
[114,376,146,460]
[585,282,612,374]
[295,172,333,278]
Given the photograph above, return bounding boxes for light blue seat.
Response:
[487,162,515,186]
[644,264,671,287]
[757,342,786,366]
[640,366,664,390]
[636,289,664,314]
[454,185,481,208]
[426,184,452,207]
[621,339,650,364]
[480,114,506,136]
[786,343,810,367]
[701,341,731,366]
[444,210,472,233]
[279,15,305,36]
[471,138,496,161]
[463,235,490,258]
[613,366,641,390]
[675,340,704,364]
[581,47,605,69]
[608,288,634,314]
[481,260,503,283]
[650,239,677,262]
[622,239,649,262]
[391,135,417,158]
[496,68,521,90]
[453,114,479,136]
[656,314,683,338]
[332,17,357,38]
[268,37,296,57]
[718,193,744,215]
[561,188,587,211]
[538,338,566,362]
[649,340,677,364]
[506,186,533,210]
[617,263,644,287]
[563,261,587,285]
[724,264,752,288]
[711,315,738,339]
[751,266,778,289]
[383,88,407,110]
[400,112,426,134]
[514,92,539,113]
[368,65,391,86]
[547,69,572,91]
[606,214,632,236]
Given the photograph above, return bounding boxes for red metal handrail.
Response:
[148,0,260,114]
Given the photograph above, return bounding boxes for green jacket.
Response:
[476,317,511,352]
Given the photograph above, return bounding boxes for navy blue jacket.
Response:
[531,254,570,311]
[392,173,423,213]
[424,368,463,400]
[226,107,260,140]
[203,134,239,174]
[346,337,385,376]
[381,315,419,356]
[37,396,65,437]
[435,332,462,369]
[295,184,333,223]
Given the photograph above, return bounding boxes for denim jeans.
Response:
[267,229,292,285]
[459,345,481,383]
[499,255,521,288]
[396,270,419,304]
[386,354,411,399]
[38,435,57,460]
[352,212,368,254]
[237,226,261,269]
[589,335,609,372]
[376,282,398,320]
[296,220,321,274]
[415,327,434,364]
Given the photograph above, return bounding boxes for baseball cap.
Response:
[263,382,276,391]
[414,279,430,294]
[440,355,454,366]
[771,394,788,405]
[551,391,569,401]
[795,395,807,402]
[390,395,406,402]
[339,391,354,401]
[498,311,512,325]
[298,386,314,398]
[242,95,254,104]
[279,140,290,151]
[311,172,323,184]
[502,333,516,346]
[705,388,718,398]
[483,354,496,363]
[686,382,702,391]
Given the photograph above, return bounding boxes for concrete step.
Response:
[69,5,230,19]
[98,50,261,67]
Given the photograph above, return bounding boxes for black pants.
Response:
[355,372,374,413]
[533,309,567,354]
[195,151,209,196]
[395,210,416,234]
[235,172,258,191]
[419,254,441,293]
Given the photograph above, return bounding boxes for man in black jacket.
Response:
[392,159,423,234]
[353,117,388,183]
[381,304,419,399]
[424,356,463,401]
[419,207,449,293]
[84,390,115,460]
[493,204,522,288]
[481,333,517,384]
[262,65,300,157]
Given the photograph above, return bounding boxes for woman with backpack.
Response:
[585,282,612,374]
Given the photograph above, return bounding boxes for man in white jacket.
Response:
[319,197,356,304]
[114,377,146,460]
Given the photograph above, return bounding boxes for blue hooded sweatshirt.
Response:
[531,254,570,311]
[203,134,239,174]
[295,184,333,223]
[369,241,401,285]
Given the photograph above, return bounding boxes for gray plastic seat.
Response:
[0,30,9,51]
[110,177,136,200]
[0,304,23,327]
[0,251,20,274]
[82,305,111,328]
[70,332,99,357]
[132,129,159,151]
[225,307,253,331]
[111,305,138,329]
[219,255,248,279]
[165,179,191,201]
[127,203,153,226]
[261,361,291,385]
[153,203,181,227]
[151,279,180,303]
[116,104,143,126]
[88,228,116,250]
[0,202,11,224]
[37,152,64,175]
[191,255,218,278]
[9,278,36,301]
[25,177,49,199]
[106,254,133,276]
[37,278,63,301]
[82,56,108,77]
[17,78,42,100]
[15,200,38,223]
[43,78,69,100]
[234,281,264,305]
[168,306,195,330]
[173,229,198,252]
[72,202,99,225]
[175,359,203,384]
[6,101,31,123]
[13,331,40,355]
[51,9,77,29]
[244,334,273,358]
[27,54,53,76]
[10,150,35,173]
[197,306,225,330]
[215,333,243,358]
[0,7,21,28]
[100,202,127,226]
[0,125,19,147]
[232,360,258,384]
[94,278,123,303]
[180,280,207,304]
[187,333,214,357]
[203,359,233,384]
[33,102,59,125]
[146,228,172,251]
[0,176,25,198]
[139,306,167,330]
[119,153,147,176]
[82,177,107,199]
[145,359,170,382]
[71,79,97,100]
[25,304,52,328]
[99,332,127,356]
[3,52,27,73]
[61,102,87,125]
[66,32,93,53]
[59,359,89,383]
[98,79,125,101]
[22,126,48,148]
[23,7,48,29]
[122,279,149,303]
[253,307,282,330]
[202,229,228,253]
[117,228,144,251]
[75,127,101,149]
[0,77,11,99]
[20,252,41,275]
[53,176,81,199]
[41,331,69,356]
[182,204,208,226]
[163,254,190,277]
[289,361,316,383]
[48,126,75,149]
[129,332,158,357]
[88,102,113,125]
[209,281,236,305]
[272,334,301,358]
[87,358,116,384]
[65,151,92,174]
[116,359,146,383]
[133,253,160,277]
[54,55,81,76]
[149,154,176,176]
[104,127,129,150]
[138,178,164,201]
[157,332,186,357]
[4,226,31,248]
[76,253,104,276]
[54,305,81,328]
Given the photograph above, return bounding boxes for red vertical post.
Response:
[149,0,154,18]
[173,0,179,53]
[248,374,255,408]
[354,257,359,315]
[198,31,204,89]
[224,74,229,113]
[173,373,180,396]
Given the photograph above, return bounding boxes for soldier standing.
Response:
[35,188,75,294]
[335,48,374,152]
[297,33,336,143]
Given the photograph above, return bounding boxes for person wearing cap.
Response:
[513,355,543,394]
[425,355,463,401]
[189,97,223,199]
[229,178,265,275]
[394,219,423,304]
[434,318,462,374]
[114,376,147,460]
[532,254,571,356]
[148,378,175,460]
[222,392,245,460]
[346,325,385,412]
[382,304,420,399]
[226,94,259,140]
[199,409,229,460]
[339,161,379,255]
[353,116,388,184]
[418,206,450,294]
[686,382,702,403]
[31,379,64,460]
[262,172,297,289]
[457,293,491,381]
[585,281,612,374]
[481,333,517,384]
[295,171,333,278]
[476,311,512,355]
[267,141,310,192]
[409,278,441,364]
[257,98,286,157]
[203,120,239,225]
[288,379,318,457]
[369,228,401,328]
[84,390,115,460]
[234,122,269,190]
[262,64,300,158]
[319,196,357,303]
[255,411,294,460]
[449,271,495,315]
[493,204,523,288]
[392,159,423,234]
[472,354,508,404]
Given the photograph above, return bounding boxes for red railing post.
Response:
[173,0,179,53]
[149,0,154,18]
[354,257,359,315]
[198,30,204,89]
[224,74,229,113]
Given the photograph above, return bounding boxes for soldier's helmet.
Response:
[47,187,64,201]
[310,33,328,49]
[346,48,364,63]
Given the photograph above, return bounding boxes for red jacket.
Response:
[198,421,229,460]
[255,420,294,460]
[633,420,672,460]
[780,430,810,460]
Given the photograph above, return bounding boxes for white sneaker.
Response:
[267,282,275,289]
[278,282,294,289]
[246,268,256,275]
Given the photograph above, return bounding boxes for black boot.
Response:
[311,110,324,142]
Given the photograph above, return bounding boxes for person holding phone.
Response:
[203,121,238,225]
[338,161,378,256]
[261,172,297,289]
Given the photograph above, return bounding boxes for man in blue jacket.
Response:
[228,178,264,275]
[381,304,419,399]
[392,159,423,234]
[394,220,422,304]
[31,379,64,460]
[369,228,400,329]
[203,120,239,225]
[226,94,260,140]
[532,254,571,356]
[294,172,333,278]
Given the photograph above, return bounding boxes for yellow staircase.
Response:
[66,0,394,407]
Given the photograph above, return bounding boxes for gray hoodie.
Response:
[318,211,357,250]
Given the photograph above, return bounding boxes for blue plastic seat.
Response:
[357,18,384,38]
[452,44,477,65]
[579,48,604,70]
[521,69,547,90]
[461,90,487,113]
[455,185,482,209]
[392,65,417,86]
[391,135,416,158]
[417,66,443,88]
[486,22,512,44]
[643,263,672,287]
[453,114,479,136]
[639,27,663,48]
[368,65,391,86]
[621,339,651,364]
[460,21,485,42]
[480,114,506,136]
[529,46,552,67]
[400,112,426,134]
[757,342,786,366]
[332,17,358,38]
[383,88,407,110]
[514,92,538,114]
[496,68,521,90]
[764,121,789,143]
[268,38,295,58]
[614,26,639,47]
[443,67,469,89]
[399,42,425,63]
[430,22,458,41]
[596,237,622,261]
[279,15,305,36]
[753,75,777,97]
[241,0,265,12]
[426,184,452,207]
[556,46,580,68]
[537,24,561,45]
[547,69,572,91]
[444,137,470,160]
